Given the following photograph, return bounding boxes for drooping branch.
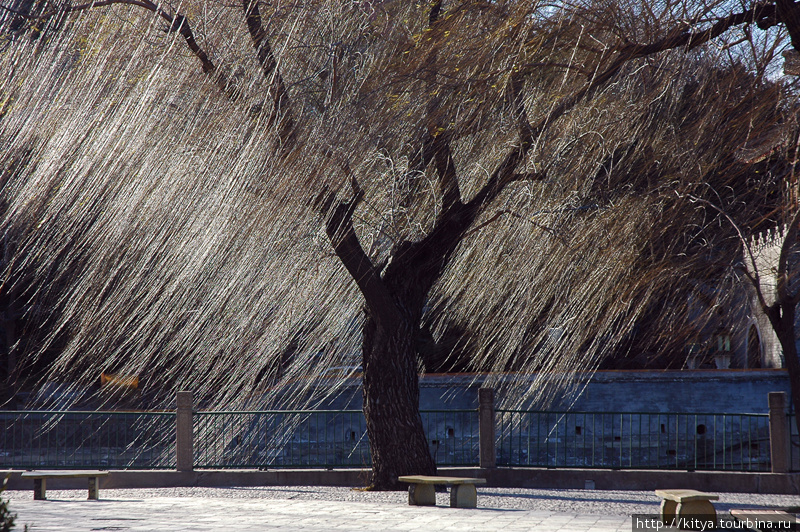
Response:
[518,3,778,146]
[242,0,295,148]
[684,193,773,314]
[1,0,230,91]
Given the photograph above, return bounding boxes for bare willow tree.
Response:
[0,0,797,488]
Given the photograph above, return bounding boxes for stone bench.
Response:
[731,509,799,532]
[21,470,109,500]
[655,489,718,530]
[398,475,486,508]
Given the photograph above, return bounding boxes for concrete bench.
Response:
[21,470,109,500]
[655,489,718,530]
[398,475,486,508]
[731,509,799,532]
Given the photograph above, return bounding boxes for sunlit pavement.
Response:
[8,496,632,531]
[6,486,799,531]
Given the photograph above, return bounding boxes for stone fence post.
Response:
[768,391,790,474]
[176,391,194,472]
[479,387,496,469]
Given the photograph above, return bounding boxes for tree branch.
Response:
[463,66,542,215]
[432,137,461,214]
[463,209,564,241]
[684,193,772,314]
[774,0,800,49]
[518,3,777,148]
[428,0,443,26]
[506,70,533,151]
[399,3,772,283]
[242,0,295,148]
[622,4,777,56]
[465,145,527,215]
[456,3,776,233]
[321,183,399,323]
[778,207,800,305]
[2,0,230,91]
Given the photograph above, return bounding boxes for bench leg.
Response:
[660,499,677,524]
[33,478,46,501]
[675,500,716,531]
[450,484,477,509]
[88,477,99,500]
[408,484,436,506]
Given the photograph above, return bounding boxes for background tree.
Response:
[0,0,797,488]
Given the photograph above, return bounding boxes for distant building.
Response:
[743,224,796,369]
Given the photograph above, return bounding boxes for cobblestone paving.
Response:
[5,487,799,531]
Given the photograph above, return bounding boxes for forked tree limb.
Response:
[321,183,400,323]
[517,3,779,148]
[460,2,779,226]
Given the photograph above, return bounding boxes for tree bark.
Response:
[768,303,800,435]
[362,308,435,489]
[323,188,437,489]
[357,200,481,489]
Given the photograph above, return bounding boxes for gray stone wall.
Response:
[319,370,791,413]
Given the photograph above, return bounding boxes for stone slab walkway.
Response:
[4,486,798,531]
[7,497,633,532]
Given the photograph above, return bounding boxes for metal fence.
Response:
[0,407,781,472]
[0,410,175,469]
[193,409,478,468]
[496,410,771,471]
[421,409,478,466]
[194,410,370,469]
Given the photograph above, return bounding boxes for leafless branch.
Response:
[684,192,772,313]
[2,0,230,90]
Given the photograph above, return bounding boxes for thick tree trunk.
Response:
[362,310,436,489]
[769,304,800,434]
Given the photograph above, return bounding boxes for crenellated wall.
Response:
[745,224,791,369]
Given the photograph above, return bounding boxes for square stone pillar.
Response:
[176,391,194,472]
[768,391,790,473]
[479,387,496,468]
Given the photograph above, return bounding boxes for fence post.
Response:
[768,391,789,473]
[479,387,496,468]
[176,391,194,472]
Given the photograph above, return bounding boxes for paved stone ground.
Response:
[5,487,800,531]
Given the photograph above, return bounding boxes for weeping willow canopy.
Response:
[0,0,793,414]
